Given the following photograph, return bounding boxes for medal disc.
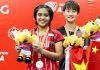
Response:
[36,60,43,68]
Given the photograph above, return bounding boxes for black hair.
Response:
[97,16,100,19]
[34,5,53,25]
[63,0,80,14]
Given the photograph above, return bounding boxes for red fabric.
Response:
[86,41,100,70]
[27,29,64,70]
[70,47,85,70]
[69,41,100,70]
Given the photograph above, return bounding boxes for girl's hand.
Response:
[32,43,43,54]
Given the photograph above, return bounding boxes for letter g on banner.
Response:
[0,5,9,14]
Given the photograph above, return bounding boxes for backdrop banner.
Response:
[0,0,100,70]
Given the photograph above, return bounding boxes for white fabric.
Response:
[65,45,72,70]
[21,49,31,56]
[95,18,100,27]
[92,38,100,41]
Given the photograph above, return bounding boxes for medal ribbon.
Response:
[36,27,49,59]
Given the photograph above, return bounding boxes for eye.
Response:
[66,10,70,12]
[44,14,49,17]
[37,13,42,16]
[72,10,76,13]
[68,10,70,12]
[65,9,70,13]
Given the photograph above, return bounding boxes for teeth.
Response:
[70,17,73,18]
[41,21,45,23]
[68,17,73,18]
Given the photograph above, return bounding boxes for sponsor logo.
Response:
[45,1,64,13]
[8,27,19,40]
[45,1,58,12]
[0,52,8,61]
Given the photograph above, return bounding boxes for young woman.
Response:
[16,4,64,70]
[57,0,80,37]
[26,5,64,70]
[57,0,83,70]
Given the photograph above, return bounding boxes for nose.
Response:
[69,12,73,15]
[40,15,45,19]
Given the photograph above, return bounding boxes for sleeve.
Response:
[53,30,64,43]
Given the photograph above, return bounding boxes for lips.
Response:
[39,19,47,23]
[40,20,46,23]
[68,16,74,19]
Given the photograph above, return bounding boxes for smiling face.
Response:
[63,0,80,23]
[63,8,78,23]
[36,8,50,28]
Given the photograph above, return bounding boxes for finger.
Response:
[32,45,37,49]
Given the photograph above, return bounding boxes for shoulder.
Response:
[57,26,67,36]
[51,29,62,35]
[57,26,65,31]
[50,29,64,42]
[57,26,66,35]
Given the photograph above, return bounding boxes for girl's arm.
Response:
[32,41,64,61]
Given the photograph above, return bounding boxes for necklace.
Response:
[64,24,78,36]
